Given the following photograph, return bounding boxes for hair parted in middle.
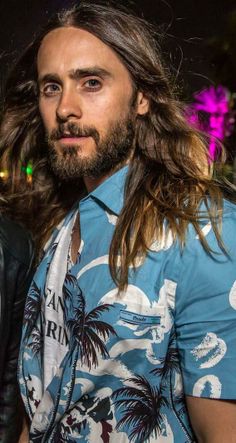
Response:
[0,0,234,289]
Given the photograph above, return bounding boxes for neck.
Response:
[83,161,129,193]
[83,174,108,193]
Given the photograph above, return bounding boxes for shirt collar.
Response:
[88,165,129,215]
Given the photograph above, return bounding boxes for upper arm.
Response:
[5,234,34,366]
[175,207,236,438]
[0,234,34,441]
[186,396,236,442]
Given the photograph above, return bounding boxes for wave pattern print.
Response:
[149,228,174,252]
[105,211,118,225]
[191,333,227,369]
[192,375,222,398]
[229,281,236,310]
[195,222,212,239]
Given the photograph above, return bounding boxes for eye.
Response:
[83,78,102,91]
[41,83,61,97]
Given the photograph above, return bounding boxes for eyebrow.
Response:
[38,67,113,85]
[70,67,113,80]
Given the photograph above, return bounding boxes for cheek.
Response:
[86,93,131,126]
[39,99,56,129]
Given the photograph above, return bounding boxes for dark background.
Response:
[0,0,235,97]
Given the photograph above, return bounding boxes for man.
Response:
[0,2,236,442]
[0,215,34,443]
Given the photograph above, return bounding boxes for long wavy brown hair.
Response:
[0,1,235,289]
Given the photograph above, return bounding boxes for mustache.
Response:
[48,122,100,144]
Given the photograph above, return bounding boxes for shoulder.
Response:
[165,198,236,267]
[0,214,34,266]
[182,198,236,252]
[174,199,236,304]
[221,199,236,232]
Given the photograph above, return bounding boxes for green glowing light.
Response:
[26,165,33,175]
[21,163,33,175]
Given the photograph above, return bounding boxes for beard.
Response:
[47,113,135,181]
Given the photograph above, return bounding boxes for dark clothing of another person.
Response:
[0,215,34,443]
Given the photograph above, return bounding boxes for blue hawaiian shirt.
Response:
[19,166,236,443]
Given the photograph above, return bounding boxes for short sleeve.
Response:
[175,202,236,400]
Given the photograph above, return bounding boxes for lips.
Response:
[59,135,89,143]
[49,123,100,145]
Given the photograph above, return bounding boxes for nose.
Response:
[56,88,82,122]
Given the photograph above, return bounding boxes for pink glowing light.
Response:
[187,85,235,160]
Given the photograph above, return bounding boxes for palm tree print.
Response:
[63,272,78,307]
[151,330,180,381]
[151,330,193,441]
[52,422,80,443]
[66,288,116,369]
[30,429,44,442]
[28,325,43,356]
[23,281,42,337]
[112,375,169,442]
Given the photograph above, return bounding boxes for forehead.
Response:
[37,26,130,79]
